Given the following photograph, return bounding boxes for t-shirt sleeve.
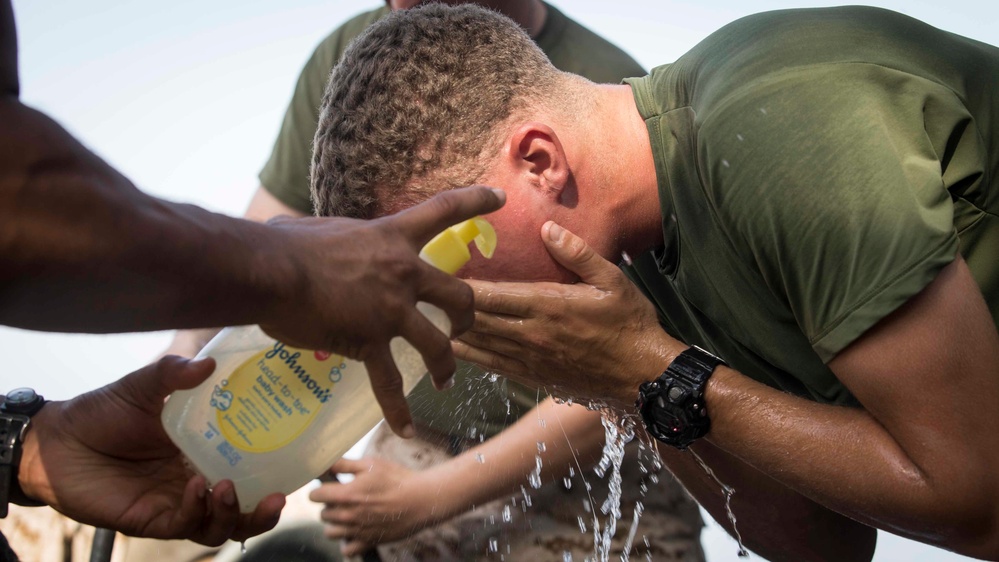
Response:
[258,9,384,215]
[701,65,975,362]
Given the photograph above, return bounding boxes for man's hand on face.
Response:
[260,185,505,436]
[17,356,286,546]
[455,221,685,410]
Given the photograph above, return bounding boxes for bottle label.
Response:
[210,341,345,453]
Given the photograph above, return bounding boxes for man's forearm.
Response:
[658,437,876,562]
[706,364,998,557]
[0,98,294,332]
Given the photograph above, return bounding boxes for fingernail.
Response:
[489,187,506,203]
[548,222,565,243]
[401,424,416,439]
[222,486,237,507]
[436,376,455,391]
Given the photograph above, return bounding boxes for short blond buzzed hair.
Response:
[310,3,561,219]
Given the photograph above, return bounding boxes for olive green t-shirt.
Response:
[623,6,999,404]
[260,4,646,437]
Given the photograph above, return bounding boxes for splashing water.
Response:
[689,448,749,557]
[620,501,644,561]
[537,441,547,453]
[475,453,485,464]
[589,412,636,562]
[528,455,543,489]
[489,538,498,553]
[502,504,512,523]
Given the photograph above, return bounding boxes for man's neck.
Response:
[586,84,663,258]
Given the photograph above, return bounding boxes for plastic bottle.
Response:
[161,217,496,512]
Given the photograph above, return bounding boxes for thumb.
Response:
[542,221,620,286]
[126,356,217,407]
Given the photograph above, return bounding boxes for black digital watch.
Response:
[636,346,726,450]
[1,388,47,517]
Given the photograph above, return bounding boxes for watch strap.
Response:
[638,346,726,449]
[0,414,29,518]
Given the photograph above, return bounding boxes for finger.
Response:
[542,221,621,287]
[342,539,378,558]
[309,481,355,505]
[392,185,505,245]
[414,268,475,337]
[467,279,559,317]
[321,505,362,526]
[363,349,416,439]
[195,480,241,547]
[452,341,527,379]
[323,523,355,540]
[231,493,286,543]
[170,474,208,540]
[124,356,217,413]
[331,457,371,475]
[398,308,457,391]
[458,324,525,357]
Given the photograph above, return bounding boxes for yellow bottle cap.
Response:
[419,217,496,274]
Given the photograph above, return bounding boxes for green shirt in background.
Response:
[259,3,646,438]
[623,6,998,405]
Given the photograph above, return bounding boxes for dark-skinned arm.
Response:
[2,2,507,436]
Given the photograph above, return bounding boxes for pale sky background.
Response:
[3,0,996,560]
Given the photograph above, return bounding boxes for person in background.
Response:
[0,0,503,558]
[310,4,999,560]
[162,2,707,561]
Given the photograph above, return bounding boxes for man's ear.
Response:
[506,122,569,200]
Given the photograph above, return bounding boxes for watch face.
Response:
[5,388,37,407]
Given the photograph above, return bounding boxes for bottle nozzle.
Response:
[420,217,496,274]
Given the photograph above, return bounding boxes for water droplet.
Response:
[568,466,575,478]
[563,551,574,562]
[502,504,512,522]
[577,515,587,533]
[240,542,246,554]
[538,418,547,428]
[475,453,485,463]
[528,455,543,489]
[690,448,749,558]
[759,107,768,115]
[722,159,730,168]
[563,476,573,489]
[488,373,500,383]
[489,538,498,552]
[537,441,547,453]
[736,133,745,141]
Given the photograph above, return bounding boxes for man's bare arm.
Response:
[459,223,999,558]
[162,186,308,359]
[707,257,999,557]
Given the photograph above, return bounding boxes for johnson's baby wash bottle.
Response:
[161,217,496,511]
